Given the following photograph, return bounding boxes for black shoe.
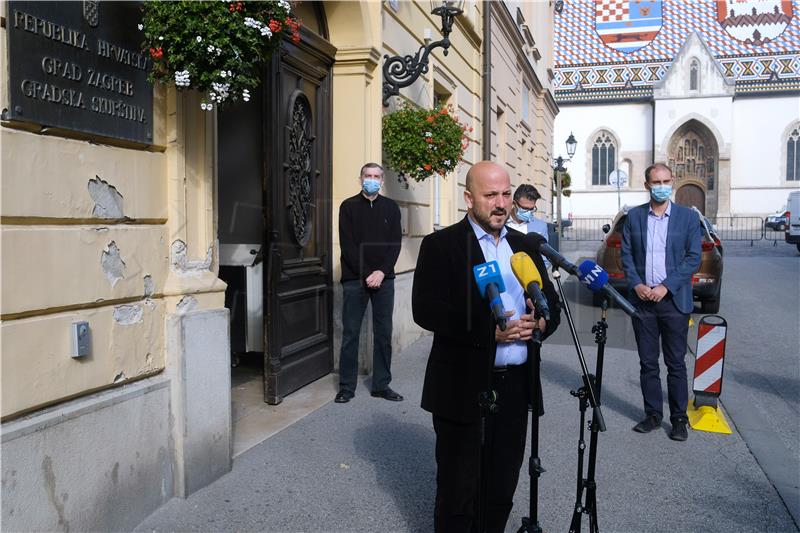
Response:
[371,387,403,401]
[334,390,354,403]
[632,415,661,433]
[670,420,689,441]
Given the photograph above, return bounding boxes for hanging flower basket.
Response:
[382,104,471,183]
[140,1,301,111]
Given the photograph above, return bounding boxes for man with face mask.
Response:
[336,163,403,404]
[620,163,702,442]
[506,184,549,242]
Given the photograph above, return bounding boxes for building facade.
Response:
[1,1,557,530]
[552,0,800,218]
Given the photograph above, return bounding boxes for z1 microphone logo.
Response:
[475,262,498,278]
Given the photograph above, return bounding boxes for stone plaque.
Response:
[5,1,153,144]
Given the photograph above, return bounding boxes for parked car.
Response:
[765,211,790,231]
[786,191,800,252]
[596,206,723,313]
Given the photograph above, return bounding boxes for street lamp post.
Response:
[552,133,577,239]
[382,1,465,106]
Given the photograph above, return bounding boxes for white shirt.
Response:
[467,216,528,366]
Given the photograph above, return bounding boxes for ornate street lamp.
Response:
[552,133,578,239]
[382,1,465,106]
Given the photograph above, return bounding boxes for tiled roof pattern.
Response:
[554,0,800,95]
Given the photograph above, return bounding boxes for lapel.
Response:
[665,202,680,270]
[638,203,649,258]
[458,215,488,268]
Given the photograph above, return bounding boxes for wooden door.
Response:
[676,184,705,214]
[263,29,336,404]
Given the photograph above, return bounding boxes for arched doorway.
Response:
[217,2,336,405]
[667,119,718,217]
[676,183,706,214]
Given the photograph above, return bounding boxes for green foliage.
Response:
[382,104,471,182]
[140,1,300,110]
[553,170,572,197]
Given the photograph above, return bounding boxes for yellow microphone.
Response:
[510,252,550,321]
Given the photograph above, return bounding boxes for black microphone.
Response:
[525,233,579,276]
[472,260,508,331]
[577,260,638,317]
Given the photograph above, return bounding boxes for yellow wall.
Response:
[0,7,224,418]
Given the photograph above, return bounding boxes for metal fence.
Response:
[560,217,614,242]
[562,215,786,245]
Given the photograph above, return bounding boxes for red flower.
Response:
[149,47,163,59]
[291,32,301,43]
[269,19,282,32]
[424,164,432,171]
[426,116,435,123]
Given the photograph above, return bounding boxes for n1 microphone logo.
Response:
[580,263,604,287]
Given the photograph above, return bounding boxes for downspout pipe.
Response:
[482,0,492,160]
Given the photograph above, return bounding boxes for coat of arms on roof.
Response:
[595,0,663,53]
[716,0,793,46]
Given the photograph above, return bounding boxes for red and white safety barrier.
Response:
[693,316,727,407]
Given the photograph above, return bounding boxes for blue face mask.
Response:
[362,178,381,195]
[516,207,535,223]
[650,184,672,203]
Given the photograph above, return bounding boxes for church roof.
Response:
[554,0,800,102]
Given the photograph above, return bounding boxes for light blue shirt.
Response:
[645,201,671,287]
[468,216,528,366]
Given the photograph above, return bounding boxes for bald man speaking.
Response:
[412,161,561,532]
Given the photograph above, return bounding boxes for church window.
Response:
[591,131,616,185]
[788,127,800,181]
[690,60,700,91]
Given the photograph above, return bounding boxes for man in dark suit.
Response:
[621,163,702,442]
[412,161,560,533]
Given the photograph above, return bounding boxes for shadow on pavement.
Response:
[354,413,436,532]
[542,358,643,423]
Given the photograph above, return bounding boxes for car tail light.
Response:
[713,237,721,247]
[607,235,622,248]
[701,241,715,252]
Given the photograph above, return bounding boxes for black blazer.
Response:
[412,216,560,423]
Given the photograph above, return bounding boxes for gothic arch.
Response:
[666,119,719,217]
[657,112,729,160]
[780,120,800,183]
[584,127,621,188]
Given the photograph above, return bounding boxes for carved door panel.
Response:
[263,31,335,404]
[676,184,706,214]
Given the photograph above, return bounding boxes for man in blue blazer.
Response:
[621,163,702,442]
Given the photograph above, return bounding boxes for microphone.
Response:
[526,233,579,276]
[577,260,638,317]
[472,260,508,331]
[510,252,550,321]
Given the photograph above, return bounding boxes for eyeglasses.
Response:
[515,202,537,213]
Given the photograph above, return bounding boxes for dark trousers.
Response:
[632,296,690,422]
[338,278,394,393]
[432,364,530,533]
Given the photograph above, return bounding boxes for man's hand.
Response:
[495,308,546,343]
[365,270,385,289]
[649,284,668,302]
[634,284,652,301]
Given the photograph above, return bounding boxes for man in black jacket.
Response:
[412,161,560,532]
[336,163,403,404]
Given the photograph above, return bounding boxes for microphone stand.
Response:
[477,317,500,533]
[547,268,607,533]
[568,298,608,533]
[517,325,545,533]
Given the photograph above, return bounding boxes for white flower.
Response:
[425,131,433,137]
[174,69,191,87]
[220,71,227,78]
[227,70,232,77]
[196,35,202,43]
[207,44,215,53]
[137,24,143,31]
[244,17,260,29]
[201,103,211,111]
[261,26,273,38]
[158,36,164,41]
[278,0,290,10]
[444,159,451,167]
[216,47,222,56]
[242,89,251,102]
